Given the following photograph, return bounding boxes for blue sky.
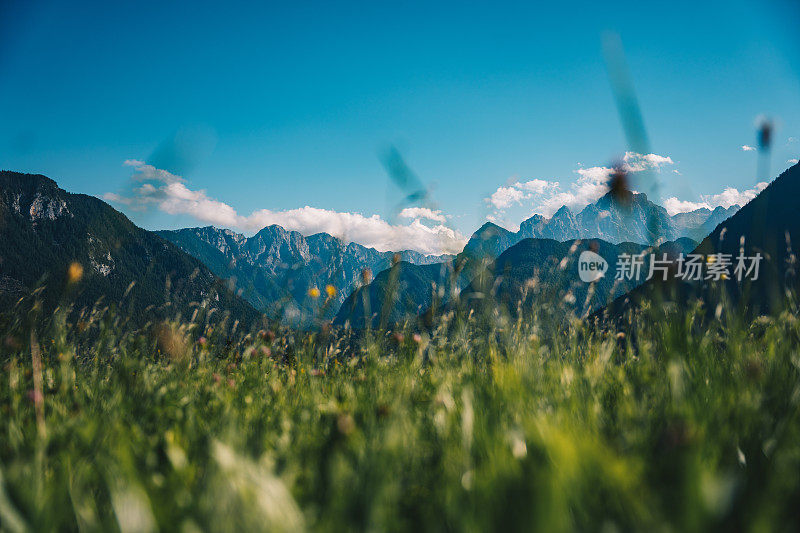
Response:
[1,0,799,253]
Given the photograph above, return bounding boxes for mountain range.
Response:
[0,169,753,331]
[157,225,451,324]
[465,192,738,258]
[0,171,259,328]
[158,190,734,327]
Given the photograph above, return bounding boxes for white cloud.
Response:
[101,192,130,205]
[514,179,557,194]
[124,159,185,184]
[663,198,709,215]
[486,179,560,211]
[662,182,768,215]
[741,145,756,152]
[621,151,673,172]
[398,207,447,223]
[245,208,464,254]
[487,185,526,209]
[106,160,466,255]
[705,183,768,208]
[483,152,676,221]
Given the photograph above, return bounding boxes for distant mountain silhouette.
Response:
[0,171,259,327]
[158,226,452,324]
[465,192,738,260]
[599,162,800,322]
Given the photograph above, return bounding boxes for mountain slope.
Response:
[599,162,800,321]
[335,261,459,329]
[335,236,697,328]
[158,225,452,324]
[458,237,697,323]
[0,171,259,327]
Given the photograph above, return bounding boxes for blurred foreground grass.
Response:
[1,298,800,532]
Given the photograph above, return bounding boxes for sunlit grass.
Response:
[1,293,799,531]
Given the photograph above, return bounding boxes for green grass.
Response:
[1,298,800,532]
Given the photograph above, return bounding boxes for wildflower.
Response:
[260,346,271,357]
[310,368,324,377]
[308,287,321,298]
[212,373,221,383]
[67,262,83,283]
[198,336,207,347]
[325,284,337,297]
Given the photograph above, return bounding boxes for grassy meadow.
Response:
[1,289,800,532]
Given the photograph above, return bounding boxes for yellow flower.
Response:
[325,285,337,297]
[67,262,83,283]
[308,287,321,298]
